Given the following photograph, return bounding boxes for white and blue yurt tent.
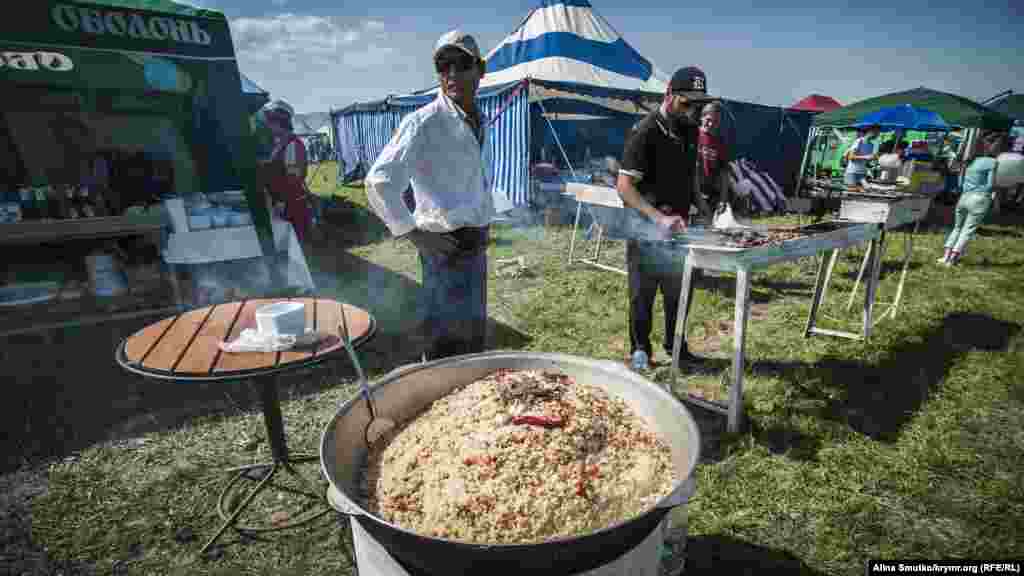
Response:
[332,0,668,210]
[331,0,816,212]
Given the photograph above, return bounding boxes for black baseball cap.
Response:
[670,66,714,102]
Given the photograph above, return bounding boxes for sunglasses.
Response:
[435,54,477,75]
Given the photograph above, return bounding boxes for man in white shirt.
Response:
[365,29,493,361]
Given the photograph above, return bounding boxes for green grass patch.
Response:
[28,164,1024,574]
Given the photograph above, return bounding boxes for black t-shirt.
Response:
[619,110,699,215]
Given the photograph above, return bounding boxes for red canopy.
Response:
[790,94,843,113]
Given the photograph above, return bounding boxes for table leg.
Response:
[568,201,583,265]
[201,374,329,555]
[804,249,834,338]
[862,231,884,340]
[166,263,184,308]
[671,257,696,375]
[260,375,289,463]
[728,268,752,433]
[819,248,840,311]
[888,221,918,319]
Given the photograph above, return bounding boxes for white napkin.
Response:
[219,328,297,353]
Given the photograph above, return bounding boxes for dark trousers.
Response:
[416,227,489,360]
[627,240,698,357]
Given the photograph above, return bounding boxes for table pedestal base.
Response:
[199,375,330,555]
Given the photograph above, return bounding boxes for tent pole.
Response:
[537,98,577,180]
[795,127,817,199]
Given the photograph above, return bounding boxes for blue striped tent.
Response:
[331,0,816,211]
[331,0,665,210]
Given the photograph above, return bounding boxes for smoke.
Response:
[189,255,307,306]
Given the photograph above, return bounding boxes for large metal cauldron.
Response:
[320,351,700,576]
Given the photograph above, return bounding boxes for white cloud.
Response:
[230,13,433,113]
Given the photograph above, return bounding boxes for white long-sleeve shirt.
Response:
[365,93,494,237]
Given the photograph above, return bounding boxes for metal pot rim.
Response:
[319,350,701,548]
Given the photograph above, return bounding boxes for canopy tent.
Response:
[852,104,951,132]
[1,0,273,255]
[332,0,816,207]
[812,87,1014,131]
[790,94,842,113]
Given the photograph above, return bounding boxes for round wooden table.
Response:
[116,297,375,555]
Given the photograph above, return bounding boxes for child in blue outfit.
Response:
[938,133,1006,266]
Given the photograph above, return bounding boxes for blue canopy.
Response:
[853,104,951,132]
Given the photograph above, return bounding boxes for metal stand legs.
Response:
[200,375,330,555]
[671,259,749,434]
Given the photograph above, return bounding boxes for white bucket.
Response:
[87,253,127,297]
[995,152,1024,188]
[163,198,188,233]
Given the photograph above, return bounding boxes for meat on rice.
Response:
[364,369,676,544]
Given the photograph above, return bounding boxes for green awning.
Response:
[1,1,235,62]
[813,87,1014,131]
[1,0,274,260]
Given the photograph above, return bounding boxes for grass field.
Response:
[16,161,1024,575]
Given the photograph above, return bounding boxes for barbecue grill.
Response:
[823,181,935,325]
[665,219,883,432]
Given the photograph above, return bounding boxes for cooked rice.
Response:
[364,369,676,544]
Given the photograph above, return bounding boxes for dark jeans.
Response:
[627,240,698,358]
[415,227,489,360]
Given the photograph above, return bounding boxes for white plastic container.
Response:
[188,209,212,230]
[228,210,252,227]
[162,197,188,233]
[255,301,306,336]
[210,208,230,228]
[995,152,1024,188]
[86,253,128,297]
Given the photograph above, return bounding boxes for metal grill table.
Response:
[815,191,933,331]
[566,182,628,276]
[670,221,883,432]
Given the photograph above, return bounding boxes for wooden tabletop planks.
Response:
[141,306,215,372]
[321,302,372,355]
[174,302,244,376]
[123,315,177,365]
[121,298,375,379]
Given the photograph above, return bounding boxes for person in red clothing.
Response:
[697,100,731,210]
[263,100,312,243]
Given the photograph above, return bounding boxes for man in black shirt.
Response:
[617,66,714,371]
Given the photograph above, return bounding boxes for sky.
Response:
[193,0,1022,114]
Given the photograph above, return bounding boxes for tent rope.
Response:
[486,79,530,127]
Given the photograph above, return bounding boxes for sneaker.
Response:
[631,350,650,371]
[935,256,948,264]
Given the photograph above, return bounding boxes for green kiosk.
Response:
[0,0,279,336]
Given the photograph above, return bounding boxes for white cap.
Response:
[263,99,294,118]
[434,29,482,62]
